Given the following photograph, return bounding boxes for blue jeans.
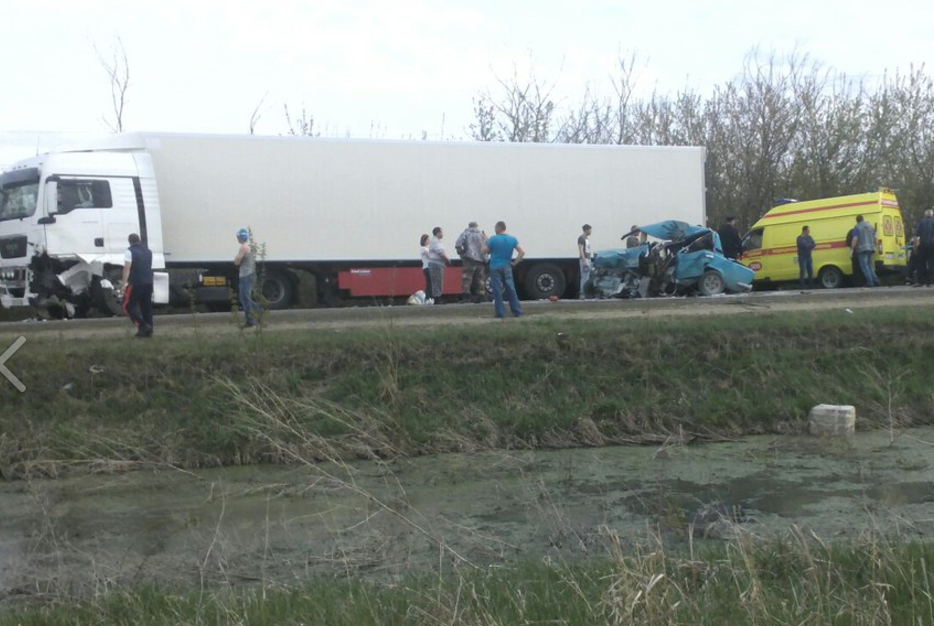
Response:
[490,266,522,318]
[798,256,813,288]
[858,251,878,287]
[579,259,591,295]
[239,274,261,325]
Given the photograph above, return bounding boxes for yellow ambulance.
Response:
[739,189,907,288]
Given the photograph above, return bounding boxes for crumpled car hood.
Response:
[633,220,708,242]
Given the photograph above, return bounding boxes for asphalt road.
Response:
[1,285,932,341]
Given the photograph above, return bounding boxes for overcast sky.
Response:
[1,0,930,167]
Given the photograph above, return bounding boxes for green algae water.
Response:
[1,426,933,599]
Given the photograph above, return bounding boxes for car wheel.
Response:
[818,266,844,289]
[92,270,127,317]
[582,278,597,299]
[698,270,725,296]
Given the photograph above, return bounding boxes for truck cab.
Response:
[0,151,166,315]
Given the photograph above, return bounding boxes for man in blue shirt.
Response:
[796,225,816,289]
[482,221,525,318]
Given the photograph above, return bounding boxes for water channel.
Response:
[1,427,932,600]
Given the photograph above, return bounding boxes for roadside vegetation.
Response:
[470,50,934,230]
[4,529,933,625]
[1,306,932,477]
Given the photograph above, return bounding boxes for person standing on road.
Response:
[846,223,863,286]
[428,226,450,303]
[796,225,816,289]
[455,221,487,303]
[718,216,743,260]
[851,215,879,287]
[578,224,593,298]
[234,228,262,327]
[419,233,434,304]
[121,233,154,338]
[912,209,934,286]
[482,221,525,319]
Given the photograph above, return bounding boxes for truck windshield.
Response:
[0,168,41,222]
[0,182,39,221]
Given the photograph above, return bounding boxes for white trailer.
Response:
[0,133,706,315]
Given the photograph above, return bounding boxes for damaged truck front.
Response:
[0,151,166,318]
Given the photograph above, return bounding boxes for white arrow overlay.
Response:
[0,336,25,392]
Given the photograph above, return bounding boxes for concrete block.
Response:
[809,404,856,436]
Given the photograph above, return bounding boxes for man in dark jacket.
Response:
[718,216,743,260]
[796,225,817,289]
[121,233,154,337]
[913,209,934,286]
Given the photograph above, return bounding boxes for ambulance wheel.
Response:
[698,270,725,296]
[818,266,844,290]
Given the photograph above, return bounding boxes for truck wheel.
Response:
[92,272,126,317]
[818,266,843,289]
[523,263,566,300]
[259,269,295,310]
[698,270,725,296]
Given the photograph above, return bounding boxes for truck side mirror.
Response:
[44,180,64,216]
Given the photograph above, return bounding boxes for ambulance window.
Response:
[742,228,763,252]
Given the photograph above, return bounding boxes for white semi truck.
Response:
[0,133,706,316]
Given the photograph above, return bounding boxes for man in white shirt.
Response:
[577,224,592,298]
[428,226,450,302]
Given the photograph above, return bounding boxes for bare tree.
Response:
[469,94,501,142]
[249,93,269,135]
[94,36,130,133]
[283,104,319,137]
[472,46,934,229]
[474,61,559,142]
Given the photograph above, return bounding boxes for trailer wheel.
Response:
[523,263,566,300]
[818,266,844,289]
[259,269,295,310]
[698,270,725,296]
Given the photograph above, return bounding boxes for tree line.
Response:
[469,50,934,231]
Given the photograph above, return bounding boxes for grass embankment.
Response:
[5,532,933,625]
[1,307,933,475]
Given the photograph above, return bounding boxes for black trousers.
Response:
[916,244,934,285]
[124,283,154,328]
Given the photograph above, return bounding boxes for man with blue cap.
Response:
[233,228,261,327]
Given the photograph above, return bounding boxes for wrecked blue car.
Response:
[584,220,755,298]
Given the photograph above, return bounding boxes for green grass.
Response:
[4,533,934,625]
[1,307,933,475]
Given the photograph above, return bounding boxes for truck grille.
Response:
[0,235,27,259]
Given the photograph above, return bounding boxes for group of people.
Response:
[795,215,895,289]
[419,221,525,318]
[121,228,262,337]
